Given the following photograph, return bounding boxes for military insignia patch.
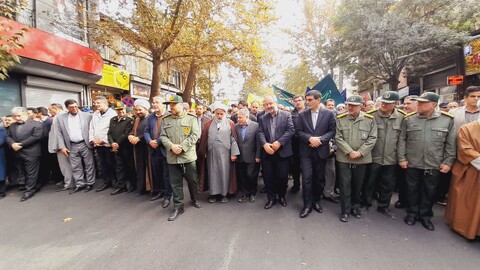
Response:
[183,127,190,134]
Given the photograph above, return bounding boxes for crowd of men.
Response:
[0,86,479,239]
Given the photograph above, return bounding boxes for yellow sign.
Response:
[465,38,480,76]
[96,64,130,91]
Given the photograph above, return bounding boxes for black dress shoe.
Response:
[260,186,267,193]
[420,219,435,231]
[339,214,349,222]
[279,197,287,207]
[168,208,185,221]
[163,198,171,208]
[238,195,248,203]
[351,209,362,219]
[299,208,312,218]
[111,187,126,195]
[290,185,300,193]
[192,200,202,208]
[264,200,276,209]
[249,195,256,203]
[377,207,396,219]
[84,185,93,192]
[55,187,70,192]
[20,193,32,202]
[404,215,417,226]
[324,196,340,204]
[69,187,84,194]
[313,202,323,213]
[150,193,163,201]
[127,186,136,193]
[95,184,110,192]
[394,200,405,209]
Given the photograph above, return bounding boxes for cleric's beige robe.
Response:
[445,121,480,240]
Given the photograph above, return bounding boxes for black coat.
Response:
[6,119,43,158]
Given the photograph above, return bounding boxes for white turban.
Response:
[134,99,150,110]
[212,102,228,112]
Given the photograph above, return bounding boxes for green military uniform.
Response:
[397,92,456,230]
[362,91,406,212]
[160,104,200,213]
[335,95,377,221]
[398,109,456,220]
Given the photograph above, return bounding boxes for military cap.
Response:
[163,95,183,104]
[114,101,126,110]
[413,92,439,103]
[345,95,363,106]
[380,91,399,104]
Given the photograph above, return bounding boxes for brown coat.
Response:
[197,118,238,194]
[445,121,480,239]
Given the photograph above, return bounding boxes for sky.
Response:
[213,0,305,104]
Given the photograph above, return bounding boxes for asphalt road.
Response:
[1,181,479,270]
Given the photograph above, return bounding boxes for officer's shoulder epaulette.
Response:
[187,112,196,117]
[364,113,374,119]
[397,109,407,115]
[440,111,454,118]
[337,113,347,119]
[163,114,173,119]
[367,108,378,114]
[404,112,417,118]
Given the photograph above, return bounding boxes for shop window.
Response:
[0,78,22,118]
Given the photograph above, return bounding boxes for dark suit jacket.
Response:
[258,110,295,158]
[235,121,261,163]
[6,119,43,158]
[144,113,167,157]
[296,108,336,159]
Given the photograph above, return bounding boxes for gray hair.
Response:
[94,96,108,104]
[237,108,250,116]
[11,107,28,115]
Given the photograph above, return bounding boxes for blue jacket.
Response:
[144,113,167,157]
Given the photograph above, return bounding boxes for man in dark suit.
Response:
[290,94,306,193]
[296,90,336,218]
[235,108,261,203]
[55,99,96,194]
[6,107,43,201]
[36,107,54,191]
[258,96,295,209]
[145,96,172,207]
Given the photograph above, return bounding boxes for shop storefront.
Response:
[0,18,103,113]
[89,64,131,106]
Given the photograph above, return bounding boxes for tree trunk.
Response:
[183,59,198,105]
[387,75,399,91]
[150,51,162,101]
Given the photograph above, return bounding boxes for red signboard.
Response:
[447,75,464,85]
[1,17,103,75]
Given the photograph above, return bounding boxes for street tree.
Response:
[332,0,477,91]
[87,0,273,101]
[0,0,28,80]
[281,61,318,95]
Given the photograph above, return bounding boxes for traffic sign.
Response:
[447,75,464,85]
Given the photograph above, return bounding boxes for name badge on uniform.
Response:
[164,122,173,128]
[183,127,190,134]
[437,131,443,136]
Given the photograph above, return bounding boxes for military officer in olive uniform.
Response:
[108,102,135,195]
[335,95,377,222]
[398,92,456,231]
[160,95,202,221]
[362,91,405,219]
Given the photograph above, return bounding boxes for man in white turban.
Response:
[198,102,240,203]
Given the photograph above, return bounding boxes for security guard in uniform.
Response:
[362,91,405,219]
[160,95,202,221]
[398,92,456,231]
[335,95,377,222]
[108,102,135,195]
